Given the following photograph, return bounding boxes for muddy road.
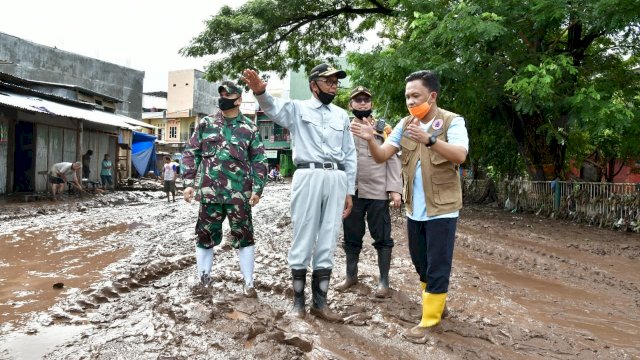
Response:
[0,184,638,359]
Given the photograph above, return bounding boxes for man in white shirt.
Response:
[162,156,177,203]
[49,162,82,200]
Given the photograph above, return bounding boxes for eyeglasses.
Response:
[316,79,341,88]
[351,97,371,104]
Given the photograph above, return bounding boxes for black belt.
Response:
[296,162,345,171]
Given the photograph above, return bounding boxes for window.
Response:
[189,122,195,137]
[259,123,272,141]
[166,120,179,140]
[157,128,164,141]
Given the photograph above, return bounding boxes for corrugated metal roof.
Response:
[122,118,158,129]
[0,72,123,103]
[0,90,136,129]
[142,111,165,120]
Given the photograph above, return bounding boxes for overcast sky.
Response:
[1,0,244,91]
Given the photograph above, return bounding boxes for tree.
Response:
[182,0,640,181]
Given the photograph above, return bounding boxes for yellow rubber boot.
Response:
[405,292,447,340]
[420,283,449,319]
[418,292,447,327]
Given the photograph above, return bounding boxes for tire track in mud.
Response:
[38,187,451,359]
[450,206,640,359]
[1,190,638,359]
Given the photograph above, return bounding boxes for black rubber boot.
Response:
[335,252,359,292]
[375,247,392,298]
[309,269,342,322]
[291,268,307,318]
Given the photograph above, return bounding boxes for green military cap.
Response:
[218,81,243,96]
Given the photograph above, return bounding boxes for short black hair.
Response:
[164,156,171,161]
[405,70,440,94]
[86,149,93,155]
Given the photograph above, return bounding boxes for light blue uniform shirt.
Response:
[255,92,357,195]
[387,116,469,221]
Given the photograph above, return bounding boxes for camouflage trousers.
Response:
[195,202,254,250]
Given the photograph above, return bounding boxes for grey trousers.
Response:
[288,168,347,270]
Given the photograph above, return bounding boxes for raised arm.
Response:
[351,121,399,163]
[242,69,295,129]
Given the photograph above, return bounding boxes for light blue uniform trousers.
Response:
[288,168,347,270]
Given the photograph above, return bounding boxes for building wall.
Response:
[0,113,9,194]
[192,70,218,116]
[289,70,313,100]
[0,105,122,194]
[167,70,195,115]
[167,69,219,118]
[180,117,197,142]
[0,32,144,119]
[83,131,118,182]
[288,58,351,100]
[148,117,196,144]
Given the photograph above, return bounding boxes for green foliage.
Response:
[183,0,640,181]
[180,0,393,81]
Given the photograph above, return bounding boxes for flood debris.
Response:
[0,187,638,359]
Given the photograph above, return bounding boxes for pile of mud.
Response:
[0,185,638,359]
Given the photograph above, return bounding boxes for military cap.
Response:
[218,81,243,96]
[350,86,372,99]
[308,63,347,82]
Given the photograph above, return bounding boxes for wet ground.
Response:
[0,183,638,359]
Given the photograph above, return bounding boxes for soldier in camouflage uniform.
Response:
[182,81,267,298]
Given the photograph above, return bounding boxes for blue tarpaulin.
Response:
[131,131,158,177]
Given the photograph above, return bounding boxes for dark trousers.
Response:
[407,217,457,294]
[342,195,393,254]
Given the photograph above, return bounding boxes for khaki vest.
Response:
[399,108,463,217]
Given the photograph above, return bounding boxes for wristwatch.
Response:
[426,134,438,147]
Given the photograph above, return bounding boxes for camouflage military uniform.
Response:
[183,111,267,250]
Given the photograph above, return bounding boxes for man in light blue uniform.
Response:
[243,64,356,322]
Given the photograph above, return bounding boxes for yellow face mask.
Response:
[408,100,431,120]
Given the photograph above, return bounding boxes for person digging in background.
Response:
[49,161,83,200]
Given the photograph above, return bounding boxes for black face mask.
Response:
[351,109,372,119]
[218,97,238,111]
[314,83,336,105]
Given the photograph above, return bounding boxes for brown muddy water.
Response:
[0,185,638,359]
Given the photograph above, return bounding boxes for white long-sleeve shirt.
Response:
[255,92,357,195]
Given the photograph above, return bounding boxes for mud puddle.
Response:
[0,188,638,359]
[0,324,90,360]
[0,228,131,324]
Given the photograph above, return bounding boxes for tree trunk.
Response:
[501,102,566,181]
